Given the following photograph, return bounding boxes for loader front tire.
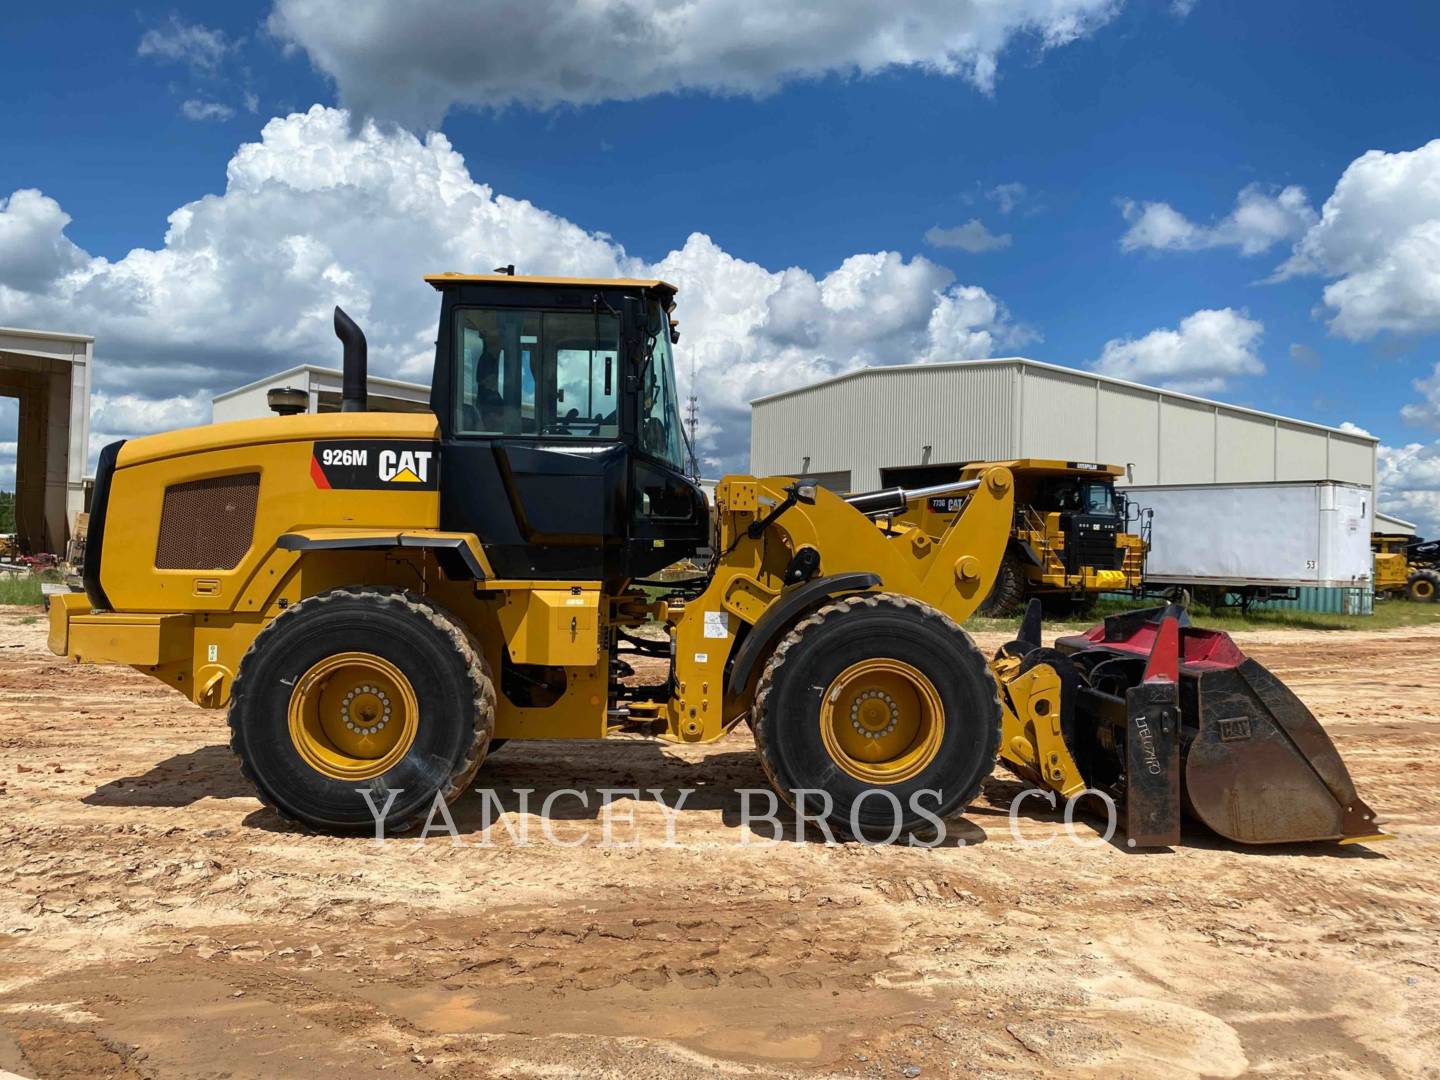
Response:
[977,554,1025,616]
[752,593,1001,840]
[229,587,494,834]
[1407,570,1440,602]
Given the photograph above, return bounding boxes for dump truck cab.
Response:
[1025,466,1125,574]
[886,459,1146,613]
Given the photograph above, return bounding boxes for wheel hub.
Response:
[850,690,899,738]
[821,658,945,784]
[288,652,419,781]
[342,685,393,737]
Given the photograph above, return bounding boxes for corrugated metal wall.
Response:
[750,364,1018,489]
[1102,587,1375,615]
[1015,367,1098,461]
[1250,586,1375,616]
[750,359,1377,496]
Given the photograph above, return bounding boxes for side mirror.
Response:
[794,481,817,505]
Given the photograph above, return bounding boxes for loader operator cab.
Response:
[426,274,708,586]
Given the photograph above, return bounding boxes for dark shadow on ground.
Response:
[85,745,253,807]
[243,737,988,847]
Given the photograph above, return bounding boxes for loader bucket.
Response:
[1048,607,1388,846]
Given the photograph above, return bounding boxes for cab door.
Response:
[439,302,627,579]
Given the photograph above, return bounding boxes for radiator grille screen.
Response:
[155,473,260,570]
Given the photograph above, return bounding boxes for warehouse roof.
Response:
[749,357,1378,443]
[0,325,94,344]
[212,364,429,403]
[1376,510,1418,532]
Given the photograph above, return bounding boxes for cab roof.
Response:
[425,273,677,302]
[962,458,1125,479]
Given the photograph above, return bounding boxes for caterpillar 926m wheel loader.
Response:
[47,273,1386,846]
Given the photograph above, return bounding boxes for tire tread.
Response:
[227,586,494,832]
[751,591,1002,827]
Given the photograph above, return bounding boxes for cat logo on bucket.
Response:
[310,440,439,490]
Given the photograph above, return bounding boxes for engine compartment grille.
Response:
[155,473,260,570]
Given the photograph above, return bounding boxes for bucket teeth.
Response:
[1017,598,1043,649]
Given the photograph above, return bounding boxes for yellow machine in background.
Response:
[891,459,1146,615]
[47,274,1383,847]
[1372,531,1439,601]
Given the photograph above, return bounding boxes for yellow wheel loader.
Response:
[886,460,1146,616]
[1372,531,1440,601]
[48,274,1385,846]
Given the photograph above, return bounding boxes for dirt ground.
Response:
[0,606,1436,1079]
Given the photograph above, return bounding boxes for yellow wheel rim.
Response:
[819,659,945,785]
[287,651,419,781]
[1416,580,1435,599]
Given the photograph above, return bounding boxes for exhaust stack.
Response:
[334,306,367,413]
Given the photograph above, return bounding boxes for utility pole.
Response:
[684,354,701,481]
[684,390,701,480]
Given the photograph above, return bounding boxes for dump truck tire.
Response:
[229,587,494,834]
[1407,570,1440,602]
[752,592,1001,840]
[977,554,1025,616]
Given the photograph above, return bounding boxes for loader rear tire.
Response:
[752,592,1001,841]
[977,554,1025,616]
[229,587,494,834]
[1407,570,1440,602]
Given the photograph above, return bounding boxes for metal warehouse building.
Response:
[212,364,430,423]
[750,358,1377,495]
[0,325,92,555]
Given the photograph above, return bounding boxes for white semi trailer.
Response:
[1125,480,1373,610]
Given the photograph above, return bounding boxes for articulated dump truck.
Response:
[48,273,1387,847]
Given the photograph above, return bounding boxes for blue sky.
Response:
[3,1,1440,526]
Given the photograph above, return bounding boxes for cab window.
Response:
[1083,483,1117,515]
[455,308,619,438]
[637,301,685,470]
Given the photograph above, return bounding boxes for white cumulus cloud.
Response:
[924,219,1012,253]
[0,107,1025,473]
[0,189,90,293]
[267,0,1120,128]
[1120,183,1316,256]
[1093,307,1264,394]
[1398,361,1440,430]
[1278,139,1440,341]
[1368,359,1440,537]
[1372,438,1440,537]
